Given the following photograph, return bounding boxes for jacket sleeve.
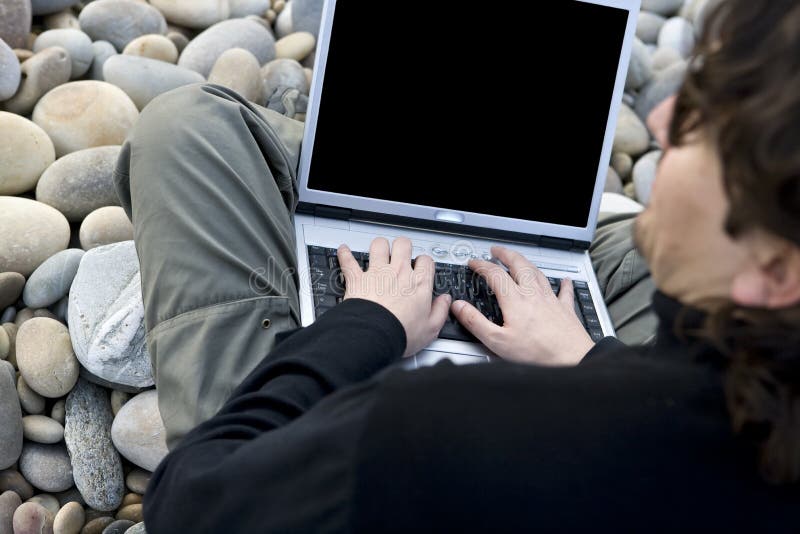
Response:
[142,298,406,533]
[580,336,631,364]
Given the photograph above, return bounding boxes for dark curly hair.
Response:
[669,0,800,484]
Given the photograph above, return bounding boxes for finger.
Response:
[489,246,542,291]
[467,259,516,305]
[412,254,435,290]
[390,237,412,269]
[646,95,676,150]
[451,300,504,349]
[428,294,451,332]
[337,244,361,285]
[368,237,390,267]
[558,277,575,309]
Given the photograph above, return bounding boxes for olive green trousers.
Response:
[114,84,655,448]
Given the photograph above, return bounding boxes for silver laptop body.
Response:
[293,0,642,368]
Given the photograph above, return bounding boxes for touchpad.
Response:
[404,350,491,370]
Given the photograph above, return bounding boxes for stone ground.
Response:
[0,0,718,532]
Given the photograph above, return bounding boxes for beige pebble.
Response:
[0,326,8,360]
[14,49,34,62]
[264,9,276,22]
[12,501,54,534]
[79,207,133,251]
[115,504,142,523]
[304,67,312,89]
[2,323,18,369]
[123,34,179,63]
[0,469,34,500]
[14,308,34,327]
[17,376,46,415]
[22,415,64,444]
[120,493,141,508]
[17,318,79,398]
[273,0,285,13]
[44,10,80,31]
[50,400,66,425]
[110,390,131,416]
[166,31,189,53]
[31,80,139,158]
[124,469,150,495]
[3,46,72,116]
[0,272,26,310]
[275,31,315,61]
[26,494,59,515]
[208,47,263,103]
[53,501,84,534]
[33,309,59,321]
[0,111,56,195]
[0,197,71,278]
[79,516,113,534]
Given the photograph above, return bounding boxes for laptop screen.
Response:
[305,0,630,229]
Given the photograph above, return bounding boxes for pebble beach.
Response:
[0,0,717,532]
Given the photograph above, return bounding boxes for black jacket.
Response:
[143,293,799,533]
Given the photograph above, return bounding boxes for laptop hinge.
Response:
[541,236,590,252]
[297,202,352,220]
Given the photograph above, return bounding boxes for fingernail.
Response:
[451,300,465,312]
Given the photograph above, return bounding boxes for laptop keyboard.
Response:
[307,246,605,343]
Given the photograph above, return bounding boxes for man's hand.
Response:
[450,246,595,366]
[338,237,451,358]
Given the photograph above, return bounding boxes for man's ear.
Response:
[731,238,800,309]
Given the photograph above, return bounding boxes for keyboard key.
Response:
[572,280,589,289]
[589,328,604,341]
[314,293,338,308]
[308,245,328,256]
[308,254,328,271]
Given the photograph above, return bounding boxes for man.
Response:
[116,0,800,531]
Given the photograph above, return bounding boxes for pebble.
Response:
[23,249,84,308]
[12,502,54,534]
[275,31,315,61]
[261,58,308,100]
[0,112,57,197]
[3,323,17,367]
[89,41,117,81]
[292,0,324,37]
[604,167,623,194]
[0,38,21,101]
[81,516,114,534]
[178,18,276,77]
[33,29,93,79]
[0,360,22,470]
[0,0,32,49]
[18,375,46,414]
[115,504,142,524]
[19,443,74,492]
[51,400,66,425]
[633,150,663,205]
[0,273,25,310]
[110,390,131,416]
[15,309,33,327]
[0,490,21,533]
[103,519,135,534]
[111,390,169,472]
[613,104,650,157]
[0,326,7,360]
[208,47,263,102]
[103,55,205,110]
[32,0,79,16]
[651,46,683,72]
[611,152,633,181]
[53,501,84,534]
[65,379,125,512]
[79,0,167,52]
[3,46,72,116]
[636,12,666,44]
[150,0,230,29]
[14,48,34,62]
[0,469,34,500]
[44,9,81,31]
[124,470,149,495]
[26,494,60,515]
[625,37,653,91]
[230,0,270,17]
[120,494,141,508]
[124,522,146,534]
[69,241,153,389]
[54,487,84,508]
[634,60,686,122]
[122,34,178,63]
[0,197,70,277]
[275,2,293,38]
[641,0,683,16]
[22,415,65,444]
[36,146,123,222]
[658,17,695,58]
[32,81,139,157]
[80,207,134,251]
[166,31,189,53]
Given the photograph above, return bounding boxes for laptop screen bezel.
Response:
[297,0,642,243]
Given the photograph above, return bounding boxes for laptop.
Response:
[293,0,641,368]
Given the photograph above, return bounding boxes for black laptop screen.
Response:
[306,0,629,228]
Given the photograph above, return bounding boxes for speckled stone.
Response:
[19,442,74,492]
[64,379,125,511]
